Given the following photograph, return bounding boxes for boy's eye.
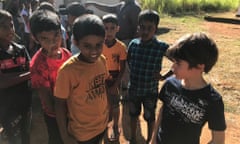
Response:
[55,31,61,37]
[139,25,154,31]
[83,44,91,49]
[105,26,116,31]
[37,31,61,44]
[110,26,115,30]
[39,37,47,41]
[82,43,103,50]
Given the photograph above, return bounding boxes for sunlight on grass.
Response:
[140,0,240,14]
[157,14,240,114]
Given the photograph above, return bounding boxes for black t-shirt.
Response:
[158,77,226,144]
[0,42,31,134]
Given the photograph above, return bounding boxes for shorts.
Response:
[0,109,32,144]
[128,92,158,122]
[77,129,106,144]
[44,114,63,144]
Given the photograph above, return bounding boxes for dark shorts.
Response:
[44,114,63,144]
[0,109,31,144]
[128,92,158,122]
[77,129,106,144]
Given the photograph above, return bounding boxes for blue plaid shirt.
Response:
[127,37,169,96]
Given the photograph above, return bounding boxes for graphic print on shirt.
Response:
[165,87,208,124]
[0,45,28,72]
[86,73,106,103]
[112,53,120,63]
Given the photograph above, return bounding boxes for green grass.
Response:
[140,0,240,14]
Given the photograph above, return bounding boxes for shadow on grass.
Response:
[156,27,171,36]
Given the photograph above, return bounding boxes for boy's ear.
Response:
[197,64,205,72]
[116,25,120,32]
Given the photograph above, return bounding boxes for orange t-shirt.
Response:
[102,39,127,71]
[54,55,109,141]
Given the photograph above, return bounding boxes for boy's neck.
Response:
[140,37,154,44]
[105,39,116,48]
[181,77,207,90]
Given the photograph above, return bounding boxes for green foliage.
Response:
[139,0,240,14]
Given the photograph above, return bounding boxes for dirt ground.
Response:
[30,93,240,144]
[29,12,240,144]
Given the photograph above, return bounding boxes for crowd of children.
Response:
[0,0,226,144]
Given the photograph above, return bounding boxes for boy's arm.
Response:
[35,87,55,114]
[150,106,163,144]
[161,70,174,80]
[208,130,225,144]
[0,71,30,89]
[115,60,126,87]
[85,1,122,13]
[108,60,126,95]
[154,70,173,81]
[155,55,174,81]
[55,97,77,144]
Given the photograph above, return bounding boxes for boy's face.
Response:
[171,59,203,80]
[0,19,15,43]
[35,30,62,54]
[138,21,157,42]
[104,22,119,41]
[74,35,104,63]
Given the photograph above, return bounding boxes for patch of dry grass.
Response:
[157,12,240,114]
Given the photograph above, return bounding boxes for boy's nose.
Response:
[46,38,60,45]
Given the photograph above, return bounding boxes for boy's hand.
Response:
[108,85,119,96]
[149,139,157,144]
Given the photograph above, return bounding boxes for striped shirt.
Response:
[127,37,169,96]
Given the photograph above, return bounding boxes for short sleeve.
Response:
[119,43,127,61]
[207,96,226,131]
[54,67,71,99]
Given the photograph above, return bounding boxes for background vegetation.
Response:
[139,0,240,14]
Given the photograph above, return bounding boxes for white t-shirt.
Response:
[20,9,30,33]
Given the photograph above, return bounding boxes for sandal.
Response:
[107,126,120,142]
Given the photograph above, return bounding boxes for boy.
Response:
[127,10,172,143]
[29,10,71,144]
[37,1,68,51]
[102,13,127,142]
[54,14,111,144]
[150,32,226,144]
[85,0,141,44]
[63,2,92,54]
[0,9,31,144]
[20,0,31,52]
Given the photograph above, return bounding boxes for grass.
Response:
[140,0,240,14]
[156,12,240,114]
